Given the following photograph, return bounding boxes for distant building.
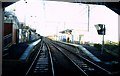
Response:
[4,11,40,48]
[58,29,86,44]
[4,11,19,48]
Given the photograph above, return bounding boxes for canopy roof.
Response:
[2,0,120,15]
[60,29,72,34]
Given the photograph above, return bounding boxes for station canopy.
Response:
[2,0,120,15]
[59,29,72,34]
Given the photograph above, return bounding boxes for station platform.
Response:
[57,41,120,63]
[3,39,41,76]
[3,39,41,60]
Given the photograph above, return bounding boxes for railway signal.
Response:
[95,24,106,54]
[95,24,106,35]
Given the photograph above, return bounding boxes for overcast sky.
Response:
[5,0,118,42]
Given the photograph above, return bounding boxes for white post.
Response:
[87,5,90,32]
[101,31,104,54]
[101,25,105,54]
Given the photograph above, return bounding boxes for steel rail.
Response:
[53,41,112,74]
[49,40,112,76]
[44,42,55,76]
[25,41,43,76]
[48,41,88,76]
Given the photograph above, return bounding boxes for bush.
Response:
[105,41,119,45]
[104,44,118,51]
[94,44,101,51]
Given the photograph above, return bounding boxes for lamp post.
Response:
[95,24,106,54]
[87,5,90,32]
[24,0,28,42]
[24,0,27,26]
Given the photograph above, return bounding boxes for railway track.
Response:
[53,40,120,75]
[24,37,118,76]
[25,40,54,76]
[45,38,113,76]
[45,39,85,76]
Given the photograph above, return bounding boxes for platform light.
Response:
[95,24,106,54]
